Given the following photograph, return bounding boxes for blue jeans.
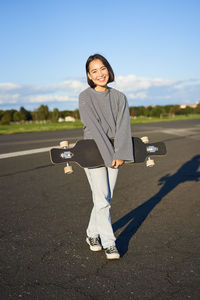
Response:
[84,167,119,248]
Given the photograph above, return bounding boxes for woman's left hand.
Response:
[111,160,124,169]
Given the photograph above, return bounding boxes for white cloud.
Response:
[0,83,21,91]
[0,78,87,109]
[0,75,199,110]
[0,93,20,104]
[128,92,147,99]
[60,80,87,92]
[30,80,87,94]
[29,94,72,103]
[113,75,181,92]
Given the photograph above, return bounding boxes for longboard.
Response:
[50,137,167,174]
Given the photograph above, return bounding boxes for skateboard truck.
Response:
[141,136,155,167]
[147,145,158,153]
[61,151,73,159]
[59,141,73,174]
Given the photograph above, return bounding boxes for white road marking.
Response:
[1,125,199,160]
[162,128,200,140]
[0,136,82,146]
[0,144,75,160]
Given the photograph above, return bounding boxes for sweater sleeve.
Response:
[113,94,134,161]
[79,93,115,167]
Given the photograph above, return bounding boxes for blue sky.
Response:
[0,0,200,111]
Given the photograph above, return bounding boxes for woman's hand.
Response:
[111,160,124,169]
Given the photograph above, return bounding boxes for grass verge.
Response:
[130,114,200,124]
[0,115,199,135]
[0,121,83,135]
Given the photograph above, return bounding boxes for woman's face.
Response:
[88,59,109,88]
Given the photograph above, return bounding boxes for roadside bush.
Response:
[0,112,12,125]
[13,111,21,122]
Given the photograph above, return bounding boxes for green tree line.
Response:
[0,103,200,125]
[129,104,200,118]
[0,105,80,125]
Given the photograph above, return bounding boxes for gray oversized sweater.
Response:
[79,87,134,167]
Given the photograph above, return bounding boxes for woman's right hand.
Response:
[111,160,124,169]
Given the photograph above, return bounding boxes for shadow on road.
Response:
[0,164,52,178]
[113,155,200,257]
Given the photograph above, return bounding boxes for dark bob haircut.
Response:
[86,54,115,88]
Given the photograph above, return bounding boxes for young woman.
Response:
[79,54,133,259]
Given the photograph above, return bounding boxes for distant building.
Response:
[180,101,199,109]
[58,117,65,122]
[58,116,76,122]
[65,116,76,122]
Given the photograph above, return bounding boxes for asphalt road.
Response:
[0,119,200,300]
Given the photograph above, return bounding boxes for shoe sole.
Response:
[105,253,120,260]
[86,237,102,251]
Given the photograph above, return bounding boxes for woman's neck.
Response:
[94,86,108,92]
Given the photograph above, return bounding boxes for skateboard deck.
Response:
[50,137,166,171]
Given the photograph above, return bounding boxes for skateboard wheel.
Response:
[146,158,155,167]
[64,165,73,174]
[141,136,149,144]
[60,141,69,148]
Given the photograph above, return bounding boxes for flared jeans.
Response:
[84,167,119,248]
